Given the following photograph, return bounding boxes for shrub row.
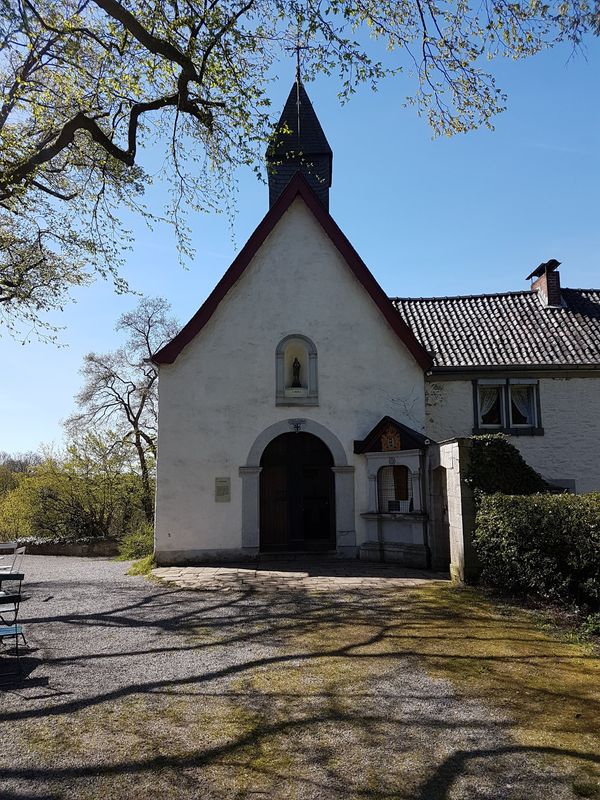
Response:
[474,492,600,610]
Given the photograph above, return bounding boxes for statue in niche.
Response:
[292,357,302,388]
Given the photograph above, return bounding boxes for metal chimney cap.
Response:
[526,259,561,281]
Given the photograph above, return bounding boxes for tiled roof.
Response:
[392,288,600,369]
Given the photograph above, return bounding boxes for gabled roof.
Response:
[354,416,433,454]
[152,172,432,369]
[393,288,600,369]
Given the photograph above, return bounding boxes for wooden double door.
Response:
[260,432,336,552]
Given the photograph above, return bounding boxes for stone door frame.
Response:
[240,419,356,557]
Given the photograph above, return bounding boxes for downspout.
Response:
[421,449,432,570]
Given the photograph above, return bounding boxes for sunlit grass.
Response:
[13,582,600,798]
[126,554,156,575]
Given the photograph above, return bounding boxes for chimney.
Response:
[526,259,562,307]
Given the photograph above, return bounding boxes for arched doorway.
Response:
[259,432,335,552]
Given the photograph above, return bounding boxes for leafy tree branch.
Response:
[0,0,595,337]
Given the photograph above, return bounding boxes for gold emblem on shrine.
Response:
[381,425,401,452]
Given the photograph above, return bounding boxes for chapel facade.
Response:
[152,79,600,574]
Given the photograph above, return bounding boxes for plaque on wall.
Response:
[215,477,231,502]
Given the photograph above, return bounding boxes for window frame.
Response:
[472,378,543,436]
[363,449,423,517]
[474,380,506,430]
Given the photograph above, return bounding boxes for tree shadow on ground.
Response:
[0,576,598,799]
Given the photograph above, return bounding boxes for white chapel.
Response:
[151,78,600,574]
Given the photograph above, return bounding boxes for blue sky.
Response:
[2,39,599,454]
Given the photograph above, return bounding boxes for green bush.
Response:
[465,434,548,496]
[0,439,149,542]
[474,492,600,610]
[118,523,154,560]
[581,613,600,637]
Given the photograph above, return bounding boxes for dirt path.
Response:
[0,556,597,799]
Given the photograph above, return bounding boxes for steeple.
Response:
[266,78,333,210]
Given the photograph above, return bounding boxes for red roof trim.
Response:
[152,173,432,369]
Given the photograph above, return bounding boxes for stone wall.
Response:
[429,439,478,583]
[16,538,119,557]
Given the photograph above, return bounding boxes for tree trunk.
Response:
[133,431,154,524]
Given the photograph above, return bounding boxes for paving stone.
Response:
[151,559,448,593]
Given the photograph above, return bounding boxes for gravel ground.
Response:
[0,555,578,800]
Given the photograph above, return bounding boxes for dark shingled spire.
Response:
[266,79,333,210]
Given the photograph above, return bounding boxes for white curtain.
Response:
[479,387,499,422]
[511,386,533,424]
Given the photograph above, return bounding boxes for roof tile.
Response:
[392,289,600,368]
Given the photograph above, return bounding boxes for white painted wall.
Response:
[155,197,426,559]
[426,377,600,492]
[425,381,470,441]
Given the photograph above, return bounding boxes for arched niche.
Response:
[275,334,318,406]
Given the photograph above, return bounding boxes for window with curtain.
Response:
[475,380,540,432]
[478,385,504,427]
[377,465,413,513]
[509,385,536,426]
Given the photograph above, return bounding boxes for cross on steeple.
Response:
[293,28,309,149]
[265,39,333,210]
[295,44,301,149]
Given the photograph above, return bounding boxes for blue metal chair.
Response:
[0,591,22,626]
[0,590,26,684]
[0,571,25,596]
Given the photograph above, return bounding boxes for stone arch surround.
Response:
[240,419,357,557]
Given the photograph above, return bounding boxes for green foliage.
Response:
[118,523,154,560]
[0,435,148,542]
[0,465,18,499]
[474,493,600,610]
[2,0,596,336]
[581,613,600,637]
[465,434,548,496]
[0,451,41,498]
[127,554,156,576]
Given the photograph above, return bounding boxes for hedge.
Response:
[474,492,600,610]
[464,434,548,496]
